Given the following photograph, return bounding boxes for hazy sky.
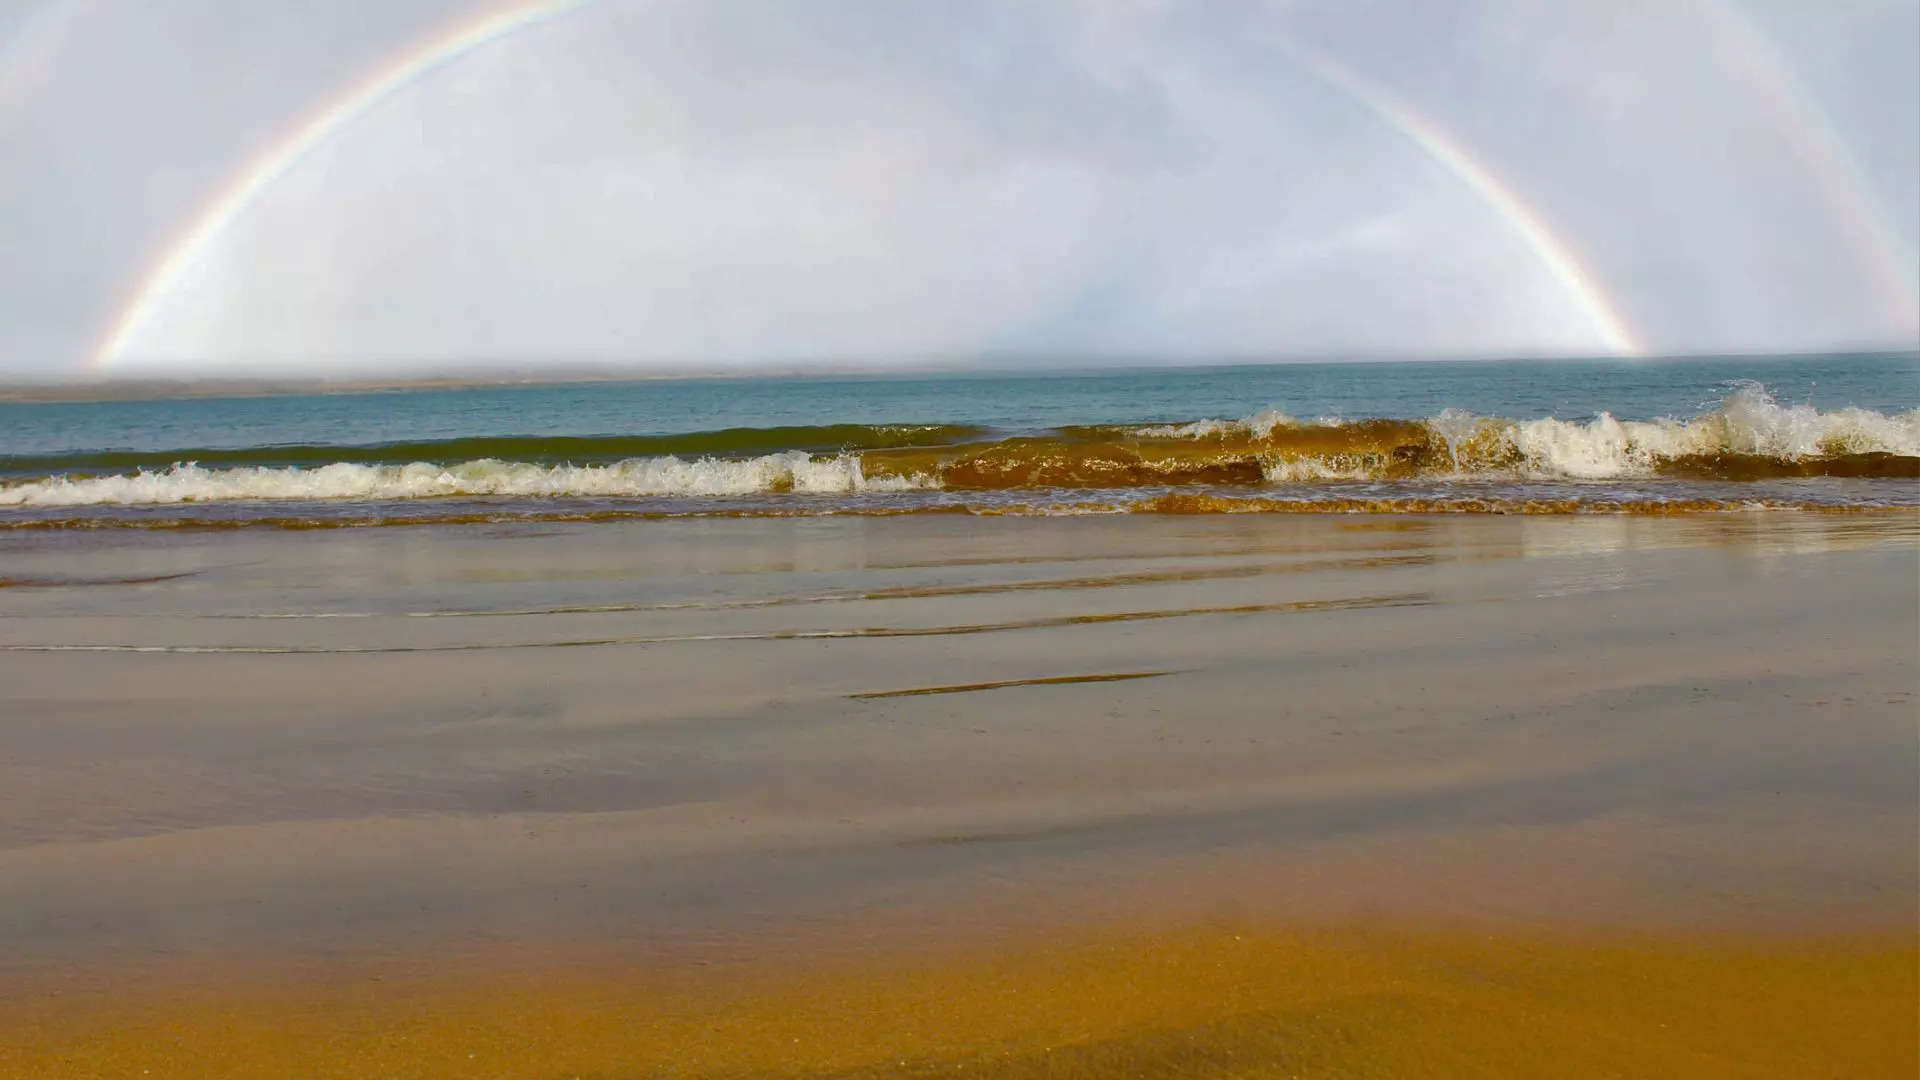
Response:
[3,0,1916,379]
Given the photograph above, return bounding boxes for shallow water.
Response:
[2,510,1914,1076]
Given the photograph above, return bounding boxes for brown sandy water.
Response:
[1,511,1915,1076]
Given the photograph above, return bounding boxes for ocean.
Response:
[2,352,1915,527]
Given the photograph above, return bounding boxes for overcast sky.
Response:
[2,0,1915,379]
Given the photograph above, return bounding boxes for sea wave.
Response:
[0,423,989,476]
[1,384,1914,508]
[0,452,929,506]
[1023,384,1920,484]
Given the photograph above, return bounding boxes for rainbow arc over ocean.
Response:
[80,0,1917,372]
[90,0,605,372]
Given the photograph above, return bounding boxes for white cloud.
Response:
[2,0,1913,378]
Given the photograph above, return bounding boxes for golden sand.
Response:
[4,514,1914,1077]
[6,924,1913,1079]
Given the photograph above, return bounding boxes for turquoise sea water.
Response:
[5,353,1917,459]
[1,353,1914,525]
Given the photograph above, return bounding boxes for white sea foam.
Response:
[1131,419,1239,439]
[1261,458,1375,482]
[1134,409,1297,439]
[1499,385,1920,479]
[1129,385,1917,482]
[0,452,930,506]
[3,385,1911,507]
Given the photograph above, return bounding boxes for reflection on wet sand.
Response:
[0,511,1913,1076]
[849,670,1178,698]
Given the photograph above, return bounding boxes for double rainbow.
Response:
[73,0,1919,371]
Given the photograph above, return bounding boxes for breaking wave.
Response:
[0,423,987,476]
[1,384,1913,511]
[1092,384,1920,482]
[0,452,928,506]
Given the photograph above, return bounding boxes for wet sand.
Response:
[1,511,1915,1076]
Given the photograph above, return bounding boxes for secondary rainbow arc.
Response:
[0,0,94,126]
[1703,0,1919,334]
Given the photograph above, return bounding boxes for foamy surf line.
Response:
[1,385,1914,519]
[0,451,932,506]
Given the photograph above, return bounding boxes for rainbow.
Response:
[1704,0,1919,336]
[1275,40,1647,356]
[0,0,93,127]
[93,1,1665,370]
[89,0,608,372]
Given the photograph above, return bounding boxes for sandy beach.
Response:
[2,510,1915,1076]
[7,0,1917,1068]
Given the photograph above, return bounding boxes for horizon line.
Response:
[8,346,1914,400]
